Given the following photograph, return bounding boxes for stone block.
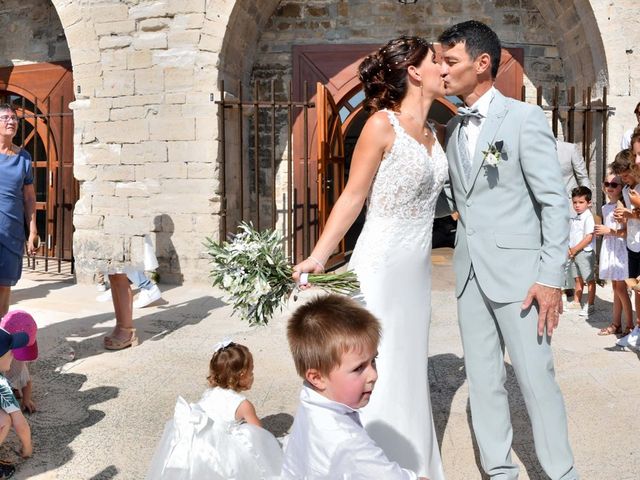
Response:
[133,32,167,50]
[153,49,198,68]
[115,182,153,197]
[168,140,217,163]
[139,18,170,32]
[80,181,116,197]
[95,20,136,36]
[80,142,122,165]
[129,1,170,20]
[142,162,188,179]
[70,98,111,122]
[96,70,135,97]
[196,117,217,139]
[165,93,187,104]
[98,165,136,182]
[74,165,97,182]
[91,195,130,215]
[164,67,194,91]
[160,178,214,195]
[94,119,149,144]
[127,50,153,69]
[127,197,154,215]
[166,0,205,15]
[173,13,205,30]
[103,215,154,236]
[91,4,130,23]
[168,30,201,48]
[101,50,128,72]
[121,142,168,164]
[99,35,133,50]
[135,67,165,95]
[72,47,102,66]
[152,193,213,214]
[150,117,196,141]
[74,214,103,230]
[110,106,146,121]
[187,162,217,179]
[112,94,163,108]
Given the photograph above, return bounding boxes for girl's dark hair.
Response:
[359,36,435,114]
[207,342,253,391]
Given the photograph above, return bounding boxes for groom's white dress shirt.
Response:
[282,384,417,480]
[461,86,496,158]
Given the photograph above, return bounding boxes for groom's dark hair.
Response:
[438,20,501,79]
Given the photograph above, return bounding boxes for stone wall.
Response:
[253,0,566,105]
[0,0,69,65]
[52,0,229,284]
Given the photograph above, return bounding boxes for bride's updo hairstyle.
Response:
[359,36,435,114]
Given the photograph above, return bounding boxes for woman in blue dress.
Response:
[0,103,38,318]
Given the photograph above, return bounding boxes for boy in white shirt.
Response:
[568,186,597,317]
[283,294,428,480]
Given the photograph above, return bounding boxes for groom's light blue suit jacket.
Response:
[438,90,569,303]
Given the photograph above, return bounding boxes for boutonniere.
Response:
[482,140,504,167]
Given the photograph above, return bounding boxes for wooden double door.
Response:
[293,44,523,266]
[0,62,75,261]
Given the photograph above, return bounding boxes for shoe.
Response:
[567,301,582,310]
[626,326,640,348]
[104,327,138,350]
[96,289,112,302]
[598,324,622,336]
[578,304,594,317]
[617,332,631,348]
[96,282,107,292]
[133,284,161,309]
[0,461,15,479]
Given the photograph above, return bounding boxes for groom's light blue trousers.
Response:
[458,270,579,480]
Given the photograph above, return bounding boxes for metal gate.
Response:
[216,81,614,265]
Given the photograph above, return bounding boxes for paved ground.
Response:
[2,248,638,479]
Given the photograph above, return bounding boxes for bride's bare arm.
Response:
[293,112,394,276]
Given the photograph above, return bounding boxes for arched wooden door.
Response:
[0,62,75,263]
[316,82,346,266]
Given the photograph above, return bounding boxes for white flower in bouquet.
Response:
[206,222,359,326]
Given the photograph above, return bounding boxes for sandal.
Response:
[598,324,622,336]
[104,327,139,350]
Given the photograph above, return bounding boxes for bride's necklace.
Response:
[400,111,431,140]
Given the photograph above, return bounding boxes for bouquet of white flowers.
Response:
[206,223,359,326]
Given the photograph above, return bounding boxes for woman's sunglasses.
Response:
[603,181,621,188]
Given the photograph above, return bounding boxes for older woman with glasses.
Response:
[0,103,37,318]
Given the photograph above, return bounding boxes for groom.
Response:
[436,21,578,479]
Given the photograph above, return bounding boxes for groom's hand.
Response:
[521,283,563,337]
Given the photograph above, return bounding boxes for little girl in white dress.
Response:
[146,340,282,479]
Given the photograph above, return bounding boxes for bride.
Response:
[293,36,447,479]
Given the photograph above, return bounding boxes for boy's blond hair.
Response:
[287,294,381,377]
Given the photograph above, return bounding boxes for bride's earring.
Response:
[420,81,423,97]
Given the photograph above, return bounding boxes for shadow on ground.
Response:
[8,292,225,477]
[429,353,550,480]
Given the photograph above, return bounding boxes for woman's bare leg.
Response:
[0,286,10,318]
[106,273,134,343]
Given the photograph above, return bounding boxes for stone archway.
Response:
[220,0,608,95]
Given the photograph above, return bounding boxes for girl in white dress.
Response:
[293,36,447,479]
[594,174,634,336]
[146,340,282,479]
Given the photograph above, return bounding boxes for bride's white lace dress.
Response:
[349,110,447,479]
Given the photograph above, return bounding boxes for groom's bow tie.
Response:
[457,106,484,121]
